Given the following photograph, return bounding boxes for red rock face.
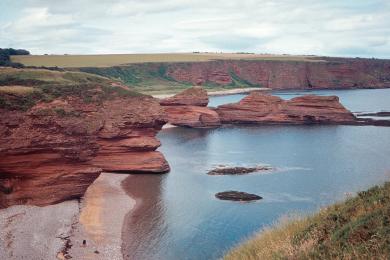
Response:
[159,87,221,128]
[216,92,357,124]
[0,96,170,208]
[163,106,221,128]
[165,58,390,89]
[159,86,209,106]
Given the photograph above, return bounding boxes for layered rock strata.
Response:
[216,92,357,124]
[0,95,169,208]
[159,86,221,128]
[165,58,390,89]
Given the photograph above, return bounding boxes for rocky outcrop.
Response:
[0,95,169,208]
[159,86,209,106]
[216,92,357,124]
[159,87,221,128]
[215,191,262,201]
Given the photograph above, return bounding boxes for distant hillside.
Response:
[10,53,390,94]
[224,182,390,260]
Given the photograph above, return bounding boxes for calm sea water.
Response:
[209,88,390,114]
[122,89,390,260]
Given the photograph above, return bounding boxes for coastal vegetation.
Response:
[224,182,390,260]
[0,68,141,110]
[79,65,264,95]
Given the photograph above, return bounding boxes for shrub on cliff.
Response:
[225,182,390,260]
[0,48,29,68]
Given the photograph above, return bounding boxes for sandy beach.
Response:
[207,87,269,96]
[68,173,134,260]
[152,87,268,99]
[0,172,135,260]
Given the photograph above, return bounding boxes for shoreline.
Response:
[152,87,267,99]
[120,174,165,259]
[0,173,138,260]
[68,172,135,260]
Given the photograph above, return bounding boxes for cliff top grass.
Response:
[10,53,326,68]
[0,67,143,110]
[224,181,390,260]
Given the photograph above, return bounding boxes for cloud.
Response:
[0,0,389,58]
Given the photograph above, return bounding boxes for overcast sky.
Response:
[1,0,390,58]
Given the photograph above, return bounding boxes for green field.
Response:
[10,53,326,68]
[224,182,390,260]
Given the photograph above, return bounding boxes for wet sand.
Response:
[69,172,135,260]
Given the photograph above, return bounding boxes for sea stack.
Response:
[216,92,357,124]
[160,86,221,128]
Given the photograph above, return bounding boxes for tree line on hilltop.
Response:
[0,48,30,68]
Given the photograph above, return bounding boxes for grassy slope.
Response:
[0,67,142,110]
[9,53,326,95]
[77,64,263,95]
[225,182,390,260]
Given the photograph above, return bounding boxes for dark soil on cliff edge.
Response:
[225,181,390,260]
[207,166,273,175]
[215,191,263,202]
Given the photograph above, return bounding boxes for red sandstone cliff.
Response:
[162,58,390,89]
[0,95,169,208]
[159,87,221,128]
[216,92,357,124]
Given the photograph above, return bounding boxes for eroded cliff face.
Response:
[159,87,221,128]
[163,58,390,89]
[0,95,169,208]
[216,92,357,124]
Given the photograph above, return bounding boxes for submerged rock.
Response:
[207,166,273,175]
[215,191,262,201]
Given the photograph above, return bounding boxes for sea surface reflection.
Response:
[122,89,390,260]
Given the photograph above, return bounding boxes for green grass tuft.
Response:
[224,182,390,260]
